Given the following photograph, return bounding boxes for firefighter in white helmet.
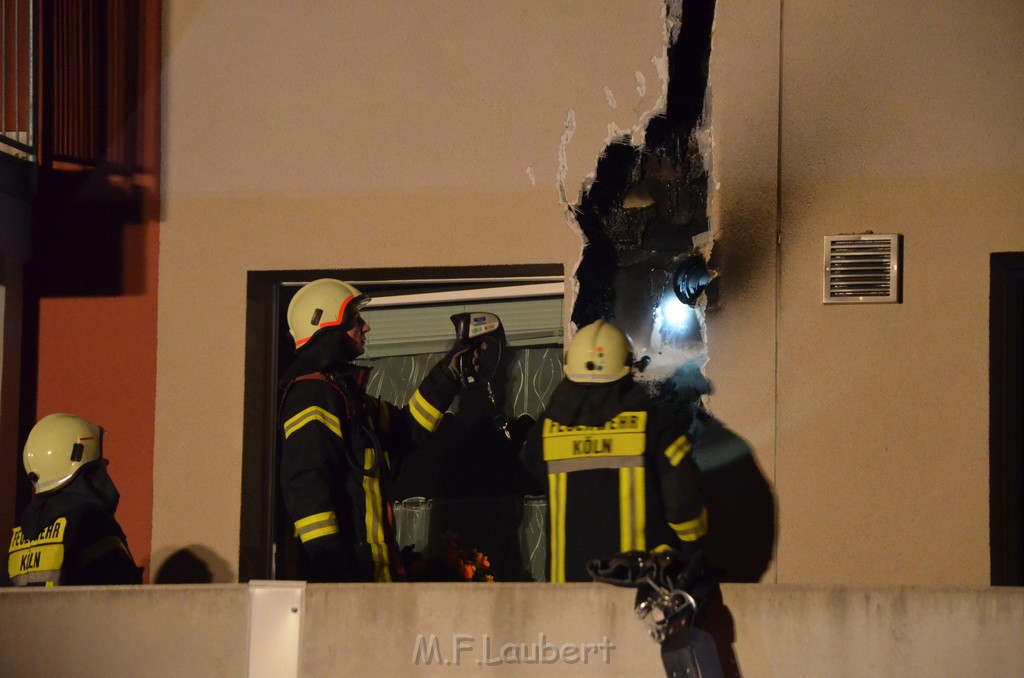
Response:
[3,413,142,586]
[519,320,709,582]
[278,278,490,582]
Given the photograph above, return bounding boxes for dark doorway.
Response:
[991,252,1024,586]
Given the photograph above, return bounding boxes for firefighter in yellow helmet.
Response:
[3,413,143,586]
[278,278,488,582]
[519,320,709,582]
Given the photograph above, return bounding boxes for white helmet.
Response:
[287,278,369,350]
[564,320,634,383]
[23,413,103,494]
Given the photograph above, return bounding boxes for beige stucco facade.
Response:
[771,2,1024,586]
[155,0,1024,587]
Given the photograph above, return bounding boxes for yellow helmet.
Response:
[23,413,103,493]
[287,278,369,350]
[564,320,634,383]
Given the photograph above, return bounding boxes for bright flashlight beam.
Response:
[659,295,695,332]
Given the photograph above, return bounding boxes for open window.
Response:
[240,265,564,581]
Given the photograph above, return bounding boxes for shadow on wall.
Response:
[693,413,776,583]
[153,545,235,584]
[31,168,150,297]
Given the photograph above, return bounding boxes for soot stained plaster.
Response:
[569,0,717,402]
[565,2,778,586]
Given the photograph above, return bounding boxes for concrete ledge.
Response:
[721,585,1024,677]
[0,584,249,676]
[1,583,1022,676]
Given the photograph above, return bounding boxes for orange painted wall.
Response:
[34,213,158,579]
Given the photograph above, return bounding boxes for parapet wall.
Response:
[1,583,1022,677]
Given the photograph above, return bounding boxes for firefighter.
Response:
[278,278,479,582]
[3,413,143,586]
[519,320,708,582]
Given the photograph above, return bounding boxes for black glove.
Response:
[440,343,477,386]
[651,548,703,591]
[441,313,506,387]
[586,550,652,587]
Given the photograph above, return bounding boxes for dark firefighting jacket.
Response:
[3,477,142,587]
[279,361,459,582]
[520,376,708,582]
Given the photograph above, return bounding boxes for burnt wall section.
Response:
[570,140,640,328]
[568,0,775,585]
[571,0,716,400]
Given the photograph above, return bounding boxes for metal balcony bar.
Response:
[0,0,34,157]
[42,0,145,174]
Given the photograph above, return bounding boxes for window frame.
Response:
[239,264,564,582]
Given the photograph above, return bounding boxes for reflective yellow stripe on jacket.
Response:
[283,406,342,439]
[361,446,392,582]
[619,466,646,552]
[548,472,567,582]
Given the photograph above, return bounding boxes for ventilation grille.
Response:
[823,234,902,304]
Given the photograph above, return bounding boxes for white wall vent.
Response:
[823,234,902,304]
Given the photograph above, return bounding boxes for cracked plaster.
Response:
[558,0,717,403]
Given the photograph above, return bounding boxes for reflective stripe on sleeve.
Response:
[408,389,443,432]
[294,511,340,543]
[283,406,342,439]
[664,435,693,467]
[670,507,708,542]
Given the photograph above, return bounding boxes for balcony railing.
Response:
[1,0,33,159]
[1,0,155,171]
[42,0,148,173]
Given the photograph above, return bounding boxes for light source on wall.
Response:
[673,255,710,306]
[659,292,696,333]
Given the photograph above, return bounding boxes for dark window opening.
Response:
[240,264,563,583]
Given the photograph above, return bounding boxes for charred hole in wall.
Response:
[571,0,716,405]
[576,1,776,586]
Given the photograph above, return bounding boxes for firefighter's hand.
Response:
[586,550,652,587]
[439,343,477,387]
